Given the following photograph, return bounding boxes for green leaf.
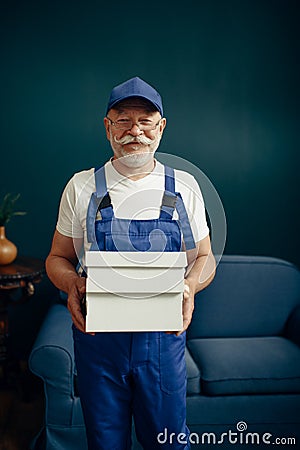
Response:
[0,193,27,226]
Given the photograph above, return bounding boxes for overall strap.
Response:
[160,165,196,250]
[94,166,114,220]
[86,192,101,244]
[86,166,113,245]
[164,164,176,193]
[94,165,107,198]
[159,165,177,219]
[175,193,196,250]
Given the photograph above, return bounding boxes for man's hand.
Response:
[176,280,195,336]
[67,277,87,333]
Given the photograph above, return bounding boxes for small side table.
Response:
[0,256,45,373]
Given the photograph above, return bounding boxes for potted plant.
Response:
[0,193,26,265]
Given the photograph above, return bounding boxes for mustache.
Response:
[113,134,156,146]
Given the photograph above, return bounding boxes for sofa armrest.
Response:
[28,303,82,426]
[285,304,300,347]
[185,346,201,395]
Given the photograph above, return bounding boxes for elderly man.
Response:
[46,77,215,450]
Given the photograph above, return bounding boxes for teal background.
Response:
[1,0,299,269]
[1,0,299,272]
[0,0,299,360]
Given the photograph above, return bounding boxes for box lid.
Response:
[86,251,187,268]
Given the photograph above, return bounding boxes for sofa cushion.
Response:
[185,347,201,394]
[187,337,300,396]
[187,256,300,339]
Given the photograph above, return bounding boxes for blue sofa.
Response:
[29,255,300,449]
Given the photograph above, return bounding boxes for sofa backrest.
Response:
[187,255,300,339]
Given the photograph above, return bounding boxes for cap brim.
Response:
[107,95,162,116]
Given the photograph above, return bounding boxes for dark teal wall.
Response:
[1,0,299,267]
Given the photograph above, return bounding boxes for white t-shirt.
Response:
[56,160,209,256]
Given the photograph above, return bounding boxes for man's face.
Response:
[104,98,166,169]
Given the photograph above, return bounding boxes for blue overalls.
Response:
[73,164,196,450]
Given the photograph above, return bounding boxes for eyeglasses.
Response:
[106,117,161,131]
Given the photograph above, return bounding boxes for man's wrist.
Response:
[64,272,81,294]
[184,277,196,297]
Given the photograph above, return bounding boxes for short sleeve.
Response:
[189,177,210,242]
[56,176,84,239]
[175,170,210,243]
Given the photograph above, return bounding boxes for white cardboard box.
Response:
[85,251,187,332]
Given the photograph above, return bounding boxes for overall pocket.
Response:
[104,231,173,252]
[159,332,187,394]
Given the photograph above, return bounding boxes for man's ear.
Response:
[103,117,111,141]
[159,117,167,136]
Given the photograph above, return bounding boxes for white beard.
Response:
[110,131,161,169]
[117,151,155,168]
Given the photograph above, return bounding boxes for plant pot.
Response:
[0,226,17,265]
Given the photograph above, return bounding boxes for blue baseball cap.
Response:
[106,77,163,116]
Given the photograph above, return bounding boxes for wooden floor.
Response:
[0,367,44,450]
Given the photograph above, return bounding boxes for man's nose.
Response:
[128,124,143,136]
